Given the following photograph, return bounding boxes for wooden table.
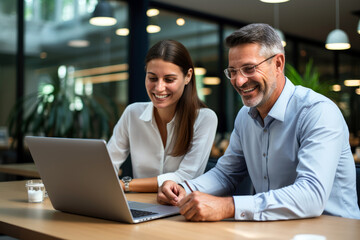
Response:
[0,163,40,178]
[0,181,359,240]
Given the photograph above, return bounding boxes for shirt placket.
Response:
[151,120,165,173]
[261,126,270,191]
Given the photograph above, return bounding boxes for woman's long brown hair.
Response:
[145,40,206,156]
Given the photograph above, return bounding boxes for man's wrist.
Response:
[224,196,235,219]
[178,182,192,194]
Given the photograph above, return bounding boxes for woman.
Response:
[107,40,217,192]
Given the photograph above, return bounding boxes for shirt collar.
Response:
[139,102,154,122]
[248,77,295,123]
[268,77,295,122]
[139,102,177,126]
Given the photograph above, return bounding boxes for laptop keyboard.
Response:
[130,209,157,218]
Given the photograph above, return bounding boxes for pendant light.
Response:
[146,8,161,33]
[274,4,286,47]
[89,0,117,26]
[260,0,289,3]
[116,28,129,36]
[147,17,161,33]
[116,20,129,36]
[325,0,350,50]
[194,25,207,77]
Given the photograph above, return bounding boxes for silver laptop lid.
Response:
[25,136,178,223]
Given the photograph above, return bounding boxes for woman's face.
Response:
[145,59,192,114]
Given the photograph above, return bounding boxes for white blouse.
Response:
[107,102,218,186]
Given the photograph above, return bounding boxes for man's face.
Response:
[228,43,283,116]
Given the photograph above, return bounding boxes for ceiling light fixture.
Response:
[275,29,286,47]
[67,40,90,48]
[116,28,129,36]
[78,72,129,84]
[344,79,360,87]
[194,25,207,78]
[331,84,341,92]
[147,16,161,33]
[89,0,117,26]
[73,63,128,78]
[201,88,212,96]
[194,67,207,76]
[203,77,220,85]
[357,19,360,34]
[273,4,286,47]
[260,0,289,3]
[147,8,159,17]
[147,25,161,33]
[325,0,350,50]
[176,18,185,26]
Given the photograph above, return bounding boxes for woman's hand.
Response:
[157,180,186,205]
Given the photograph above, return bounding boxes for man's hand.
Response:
[177,192,235,221]
[157,180,186,205]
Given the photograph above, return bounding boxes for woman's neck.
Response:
[154,107,176,125]
[154,107,176,148]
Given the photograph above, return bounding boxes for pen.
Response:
[184,180,194,193]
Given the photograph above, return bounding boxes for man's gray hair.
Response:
[225,23,284,57]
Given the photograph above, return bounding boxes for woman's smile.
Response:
[154,93,170,100]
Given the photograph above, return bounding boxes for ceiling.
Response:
[154,0,360,52]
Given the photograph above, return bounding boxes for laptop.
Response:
[25,136,179,223]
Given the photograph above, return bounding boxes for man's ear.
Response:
[275,53,285,74]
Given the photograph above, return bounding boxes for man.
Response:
[157,23,360,221]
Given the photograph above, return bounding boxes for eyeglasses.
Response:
[224,54,277,80]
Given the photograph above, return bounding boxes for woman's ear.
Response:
[185,68,193,85]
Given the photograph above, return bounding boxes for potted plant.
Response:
[285,59,337,101]
[7,74,119,147]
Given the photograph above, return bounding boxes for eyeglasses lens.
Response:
[241,66,255,77]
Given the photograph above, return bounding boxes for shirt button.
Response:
[264,129,267,133]
[263,153,266,157]
[241,212,245,217]
[264,176,267,180]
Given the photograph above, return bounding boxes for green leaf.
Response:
[7,76,119,142]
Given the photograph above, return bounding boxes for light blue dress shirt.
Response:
[186,78,360,220]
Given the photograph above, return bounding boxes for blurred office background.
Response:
[0,0,360,166]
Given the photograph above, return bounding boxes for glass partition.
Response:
[339,53,360,138]
[1,0,360,157]
[0,0,17,128]
[21,0,128,140]
[298,43,335,83]
[223,26,240,133]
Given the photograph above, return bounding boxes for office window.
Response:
[298,43,334,83]
[283,38,294,66]
[0,0,17,127]
[222,26,240,132]
[3,0,359,147]
[21,0,128,139]
[339,54,360,83]
[339,54,360,135]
